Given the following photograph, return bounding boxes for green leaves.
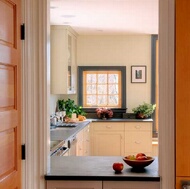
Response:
[57,99,86,118]
[132,102,156,117]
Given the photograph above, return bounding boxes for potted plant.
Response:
[132,102,156,119]
[57,99,86,118]
[96,108,113,119]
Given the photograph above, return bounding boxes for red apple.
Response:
[136,155,148,160]
[112,162,124,172]
[136,153,146,159]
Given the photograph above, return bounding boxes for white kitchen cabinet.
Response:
[46,180,159,189]
[91,122,125,156]
[83,124,91,156]
[47,180,102,189]
[51,25,77,94]
[76,124,91,156]
[125,122,152,156]
[103,181,159,189]
[76,129,84,156]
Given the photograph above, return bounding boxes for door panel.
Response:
[0,0,21,188]
[176,0,190,178]
[0,0,15,47]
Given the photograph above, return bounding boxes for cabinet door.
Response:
[76,130,84,156]
[125,131,152,155]
[104,181,160,189]
[47,181,102,189]
[125,122,152,155]
[91,122,125,156]
[51,25,77,94]
[93,132,124,156]
[83,125,91,156]
[67,31,76,94]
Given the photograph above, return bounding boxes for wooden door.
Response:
[0,0,21,188]
[176,0,190,188]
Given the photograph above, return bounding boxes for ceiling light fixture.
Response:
[61,15,76,18]
[63,22,71,25]
[50,6,58,9]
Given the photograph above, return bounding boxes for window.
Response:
[78,66,126,111]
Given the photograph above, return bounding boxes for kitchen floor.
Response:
[152,138,158,156]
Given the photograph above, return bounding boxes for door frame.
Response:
[22,0,175,189]
[21,0,50,189]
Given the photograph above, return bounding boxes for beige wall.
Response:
[50,35,152,114]
[77,35,152,112]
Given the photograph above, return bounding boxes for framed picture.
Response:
[131,66,146,83]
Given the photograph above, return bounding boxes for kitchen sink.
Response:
[56,122,78,128]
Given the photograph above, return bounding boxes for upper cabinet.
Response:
[50,25,77,94]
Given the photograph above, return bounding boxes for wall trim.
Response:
[22,0,50,189]
[159,0,175,188]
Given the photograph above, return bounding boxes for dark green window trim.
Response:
[78,66,127,113]
[151,34,158,137]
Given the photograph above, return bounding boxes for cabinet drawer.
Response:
[93,122,125,131]
[125,131,152,153]
[125,122,152,131]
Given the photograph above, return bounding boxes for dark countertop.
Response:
[50,118,153,141]
[45,156,160,181]
[50,120,91,141]
[90,118,153,122]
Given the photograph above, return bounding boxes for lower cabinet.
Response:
[76,129,84,156]
[47,181,102,189]
[125,122,152,155]
[91,122,125,156]
[104,181,160,189]
[91,121,152,156]
[76,124,91,156]
[46,180,160,189]
[83,124,91,156]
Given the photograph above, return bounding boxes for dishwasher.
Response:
[50,140,69,156]
[68,135,77,156]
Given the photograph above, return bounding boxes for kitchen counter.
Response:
[50,120,91,141]
[90,118,153,122]
[50,118,153,141]
[45,156,159,181]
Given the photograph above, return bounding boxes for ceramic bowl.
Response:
[123,156,154,169]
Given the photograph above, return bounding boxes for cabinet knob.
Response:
[135,141,141,144]
[183,185,190,189]
[135,125,141,129]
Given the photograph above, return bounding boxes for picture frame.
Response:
[131,66,146,83]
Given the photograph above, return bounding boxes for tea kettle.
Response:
[50,116,57,126]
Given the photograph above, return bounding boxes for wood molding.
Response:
[22,0,50,188]
[159,0,175,188]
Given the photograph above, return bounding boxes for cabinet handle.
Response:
[135,141,141,144]
[106,125,112,129]
[135,125,141,129]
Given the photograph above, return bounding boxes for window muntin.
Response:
[83,70,122,108]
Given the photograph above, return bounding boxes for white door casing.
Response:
[22,0,175,189]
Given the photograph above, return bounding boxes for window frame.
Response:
[78,66,126,113]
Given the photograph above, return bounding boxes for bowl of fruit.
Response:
[123,153,154,169]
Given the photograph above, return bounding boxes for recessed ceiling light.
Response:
[50,6,58,9]
[63,22,71,25]
[61,15,76,18]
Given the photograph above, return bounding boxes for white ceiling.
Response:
[50,0,158,35]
